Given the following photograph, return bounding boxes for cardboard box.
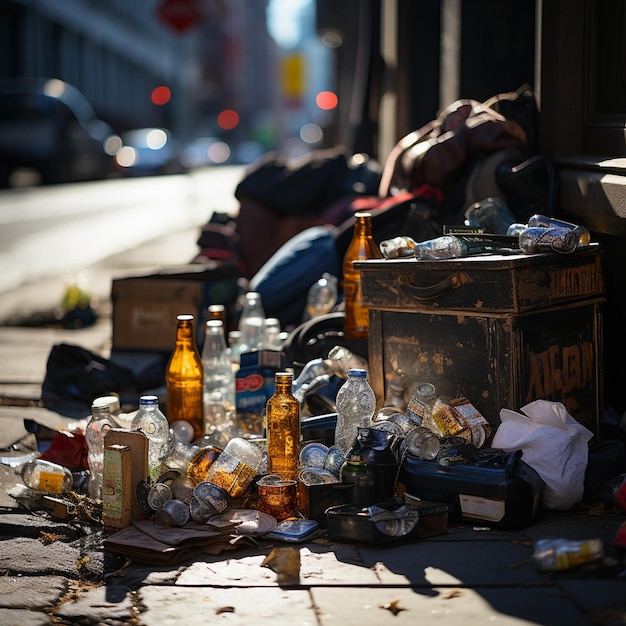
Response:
[105,428,149,522]
[111,262,239,351]
[102,444,132,531]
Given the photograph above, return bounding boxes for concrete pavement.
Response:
[0,226,625,625]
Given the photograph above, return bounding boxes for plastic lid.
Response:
[139,395,159,405]
[347,368,367,377]
[93,395,120,412]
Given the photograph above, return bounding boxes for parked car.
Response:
[180,136,231,168]
[109,127,187,177]
[0,77,115,187]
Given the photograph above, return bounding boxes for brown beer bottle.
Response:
[266,371,300,481]
[342,211,382,339]
[166,314,204,441]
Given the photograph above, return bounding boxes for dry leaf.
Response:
[379,599,405,615]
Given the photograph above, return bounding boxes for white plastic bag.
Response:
[493,400,593,510]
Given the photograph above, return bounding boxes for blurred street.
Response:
[0,166,245,323]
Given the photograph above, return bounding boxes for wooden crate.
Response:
[356,245,605,439]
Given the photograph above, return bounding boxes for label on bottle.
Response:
[235,362,279,436]
[38,471,65,494]
[209,461,256,498]
[167,383,203,435]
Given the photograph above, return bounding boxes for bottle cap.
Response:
[139,395,159,405]
[347,368,367,377]
[93,395,120,412]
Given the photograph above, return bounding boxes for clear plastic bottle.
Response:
[464,197,518,234]
[201,319,236,446]
[291,358,332,403]
[238,291,268,352]
[94,393,134,430]
[304,272,339,320]
[205,437,263,498]
[326,345,369,379]
[166,314,204,441]
[528,213,591,246]
[85,399,119,501]
[131,395,171,482]
[414,235,468,259]
[518,227,578,254]
[379,236,419,259]
[227,330,245,371]
[532,538,604,572]
[342,212,382,340]
[334,368,377,454]
[266,371,301,481]
[263,317,283,350]
[21,459,73,494]
[160,437,222,484]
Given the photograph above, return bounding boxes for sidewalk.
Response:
[0,228,625,626]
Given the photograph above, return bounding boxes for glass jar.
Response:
[204,437,263,498]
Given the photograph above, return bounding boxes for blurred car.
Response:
[0,77,115,187]
[109,127,188,177]
[232,140,265,165]
[180,137,232,168]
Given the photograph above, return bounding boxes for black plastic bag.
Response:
[41,343,137,417]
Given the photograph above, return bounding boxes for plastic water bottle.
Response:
[263,317,283,350]
[304,273,338,320]
[85,399,119,501]
[131,395,170,482]
[201,319,236,446]
[334,368,377,454]
[532,538,604,571]
[291,358,332,403]
[227,330,245,371]
[528,213,591,246]
[238,291,268,352]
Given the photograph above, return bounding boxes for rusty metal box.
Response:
[356,244,605,438]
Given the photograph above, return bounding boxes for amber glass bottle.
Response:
[166,314,204,440]
[342,212,382,339]
[266,371,300,481]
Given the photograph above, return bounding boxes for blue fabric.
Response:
[249,226,341,329]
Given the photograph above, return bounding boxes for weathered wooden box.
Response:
[356,244,605,438]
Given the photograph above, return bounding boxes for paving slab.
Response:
[0,608,54,626]
[53,583,135,623]
[139,585,317,626]
[355,538,540,586]
[311,585,593,626]
[178,543,381,587]
[0,575,67,609]
[0,537,83,577]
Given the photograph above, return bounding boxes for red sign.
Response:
[156,0,201,34]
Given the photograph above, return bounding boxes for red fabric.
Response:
[39,431,88,471]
